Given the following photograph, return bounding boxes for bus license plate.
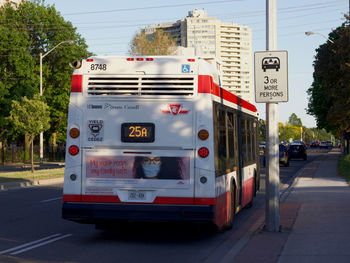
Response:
[128,190,146,201]
[121,123,155,143]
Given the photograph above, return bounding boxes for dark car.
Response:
[263,144,289,167]
[288,143,307,161]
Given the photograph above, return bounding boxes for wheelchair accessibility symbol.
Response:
[182,64,190,73]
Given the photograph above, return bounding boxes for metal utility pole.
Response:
[39,40,74,164]
[265,0,280,232]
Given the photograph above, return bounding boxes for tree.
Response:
[288,113,302,127]
[307,17,350,150]
[0,0,92,151]
[129,29,177,55]
[0,3,38,144]
[9,95,50,172]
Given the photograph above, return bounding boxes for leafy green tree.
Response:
[0,0,92,151]
[9,95,50,172]
[0,4,37,143]
[129,29,177,55]
[288,113,302,127]
[307,17,350,150]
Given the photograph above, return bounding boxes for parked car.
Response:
[263,143,290,167]
[326,141,333,148]
[310,141,319,148]
[288,143,307,161]
[319,141,328,149]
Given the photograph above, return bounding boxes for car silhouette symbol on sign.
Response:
[262,57,280,72]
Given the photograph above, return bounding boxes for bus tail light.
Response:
[69,128,80,138]
[69,145,79,156]
[198,129,209,140]
[198,147,209,158]
[71,75,82,93]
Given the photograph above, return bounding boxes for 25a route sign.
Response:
[254,50,288,103]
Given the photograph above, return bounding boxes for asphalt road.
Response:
[0,148,329,263]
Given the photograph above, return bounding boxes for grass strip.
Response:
[338,154,350,184]
[0,168,64,183]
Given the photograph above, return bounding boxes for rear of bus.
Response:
[62,56,217,226]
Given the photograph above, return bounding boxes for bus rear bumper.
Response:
[62,202,215,224]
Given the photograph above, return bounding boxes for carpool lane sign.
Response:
[254,50,288,103]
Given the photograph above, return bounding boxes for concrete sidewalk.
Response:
[232,148,350,263]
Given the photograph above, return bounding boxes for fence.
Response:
[0,144,65,164]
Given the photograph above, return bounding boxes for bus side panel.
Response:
[194,94,216,203]
[241,164,256,207]
[63,103,83,198]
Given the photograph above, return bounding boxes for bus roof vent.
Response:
[87,76,194,97]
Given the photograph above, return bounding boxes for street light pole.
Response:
[39,40,74,164]
[305,31,334,44]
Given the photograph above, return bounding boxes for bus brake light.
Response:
[71,75,82,93]
[68,145,79,156]
[198,147,209,158]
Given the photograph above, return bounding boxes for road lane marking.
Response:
[10,234,72,255]
[40,197,62,203]
[0,234,62,255]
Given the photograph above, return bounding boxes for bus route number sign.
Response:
[121,123,155,143]
[254,50,288,103]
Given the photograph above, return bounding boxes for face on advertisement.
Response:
[141,157,161,178]
[133,156,183,180]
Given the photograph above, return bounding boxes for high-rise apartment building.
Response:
[145,9,253,102]
[0,0,23,8]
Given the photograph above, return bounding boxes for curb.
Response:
[0,177,64,191]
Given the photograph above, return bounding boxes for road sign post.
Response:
[254,0,289,232]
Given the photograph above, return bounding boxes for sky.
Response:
[44,0,348,128]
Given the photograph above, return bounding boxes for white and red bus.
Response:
[62,56,260,230]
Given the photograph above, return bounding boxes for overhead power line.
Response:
[63,0,241,16]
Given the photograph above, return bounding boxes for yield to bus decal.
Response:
[88,120,104,141]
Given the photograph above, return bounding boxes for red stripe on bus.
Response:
[63,195,215,205]
[242,177,254,207]
[63,194,82,202]
[198,75,257,113]
[215,190,230,228]
[194,197,216,205]
[198,75,212,93]
[153,197,194,205]
[81,195,121,203]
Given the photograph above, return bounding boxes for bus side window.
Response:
[227,111,235,168]
[241,118,248,164]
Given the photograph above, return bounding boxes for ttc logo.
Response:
[161,104,190,115]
